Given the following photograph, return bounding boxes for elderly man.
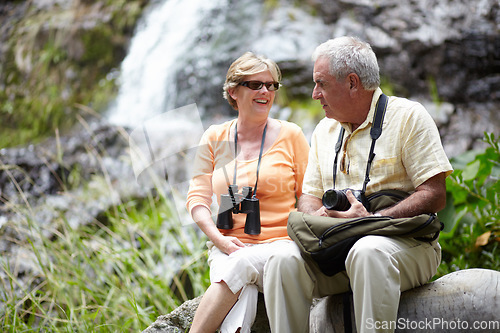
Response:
[263,36,453,333]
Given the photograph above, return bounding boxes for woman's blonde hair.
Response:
[223,52,281,110]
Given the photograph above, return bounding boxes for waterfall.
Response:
[106,0,232,221]
[106,0,328,129]
[107,0,226,127]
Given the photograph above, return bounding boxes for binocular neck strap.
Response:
[233,122,268,198]
[332,93,388,193]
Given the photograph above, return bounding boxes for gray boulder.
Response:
[143,269,500,333]
[310,268,500,332]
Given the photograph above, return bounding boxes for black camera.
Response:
[216,185,261,235]
[322,188,369,211]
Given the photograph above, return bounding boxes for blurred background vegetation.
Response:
[0,0,148,148]
[0,0,498,331]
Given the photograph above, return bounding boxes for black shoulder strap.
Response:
[343,292,353,333]
[362,93,388,193]
[332,93,389,192]
[370,93,388,140]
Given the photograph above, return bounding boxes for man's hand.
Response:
[298,193,326,215]
[298,191,371,218]
[324,190,372,218]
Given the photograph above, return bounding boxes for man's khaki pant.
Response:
[263,235,441,333]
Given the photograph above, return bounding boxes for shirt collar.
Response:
[341,87,383,134]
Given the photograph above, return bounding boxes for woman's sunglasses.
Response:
[239,81,280,91]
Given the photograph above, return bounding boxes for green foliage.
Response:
[379,76,395,96]
[0,183,209,331]
[0,0,147,149]
[437,132,500,277]
[80,28,116,67]
[275,83,324,127]
[264,0,280,12]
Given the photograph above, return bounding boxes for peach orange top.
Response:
[186,119,309,243]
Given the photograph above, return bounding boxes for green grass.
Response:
[0,187,210,332]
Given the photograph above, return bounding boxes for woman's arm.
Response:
[191,205,245,255]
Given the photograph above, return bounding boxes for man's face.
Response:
[312,57,351,122]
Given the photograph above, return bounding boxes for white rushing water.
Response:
[106,0,328,128]
[107,0,225,127]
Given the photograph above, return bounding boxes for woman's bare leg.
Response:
[189,280,241,333]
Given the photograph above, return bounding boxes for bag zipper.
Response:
[398,214,436,236]
[318,216,390,247]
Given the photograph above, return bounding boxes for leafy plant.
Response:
[0,0,147,149]
[437,132,500,277]
[0,181,209,332]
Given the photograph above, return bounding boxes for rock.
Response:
[168,0,500,157]
[310,268,500,332]
[0,121,131,206]
[144,269,500,333]
[142,293,270,333]
[143,297,201,333]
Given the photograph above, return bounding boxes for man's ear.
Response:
[348,73,360,90]
[347,73,362,98]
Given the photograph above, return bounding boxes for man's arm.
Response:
[297,193,327,216]
[321,172,448,219]
[378,172,447,218]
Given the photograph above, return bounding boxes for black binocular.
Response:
[322,188,369,211]
[216,185,261,235]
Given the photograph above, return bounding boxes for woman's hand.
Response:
[214,236,246,255]
[191,206,246,255]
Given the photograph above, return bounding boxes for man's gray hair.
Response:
[312,36,380,90]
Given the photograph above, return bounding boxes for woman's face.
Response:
[229,70,276,120]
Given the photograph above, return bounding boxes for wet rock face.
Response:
[316,0,500,105]
[0,122,129,207]
[312,0,500,104]
[170,0,499,157]
[175,0,500,107]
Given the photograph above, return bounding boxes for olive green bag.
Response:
[287,190,444,276]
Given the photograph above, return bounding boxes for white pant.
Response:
[263,235,441,333]
[207,239,293,333]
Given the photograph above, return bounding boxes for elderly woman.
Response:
[186,52,309,333]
